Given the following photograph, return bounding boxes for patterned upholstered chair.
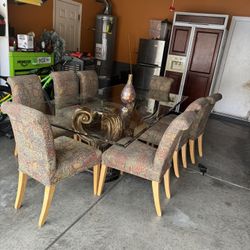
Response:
[139,98,208,177]
[140,94,222,167]
[97,111,196,216]
[77,70,98,99]
[147,76,174,102]
[2,102,102,227]
[8,75,71,156]
[189,93,222,163]
[50,71,80,120]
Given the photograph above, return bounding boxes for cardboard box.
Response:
[17,34,34,50]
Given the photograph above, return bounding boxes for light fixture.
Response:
[14,0,47,6]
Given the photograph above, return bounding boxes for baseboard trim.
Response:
[211,113,250,127]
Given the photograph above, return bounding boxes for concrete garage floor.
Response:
[0,117,249,250]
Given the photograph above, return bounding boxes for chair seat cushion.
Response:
[102,138,161,181]
[52,136,101,183]
[139,114,177,145]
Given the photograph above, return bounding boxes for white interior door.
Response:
[53,0,82,51]
[214,17,250,121]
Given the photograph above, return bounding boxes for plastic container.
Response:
[149,19,162,39]
[149,19,170,40]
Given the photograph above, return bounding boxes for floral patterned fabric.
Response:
[102,112,195,182]
[50,71,79,110]
[77,71,98,99]
[188,94,222,139]
[2,103,101,186]
[154,111,197,178]
[102,139,158,181]
[52,136,102,184]
[8,74,69,138]
[2,102,57,185]
[148,76,174,102]
[8,75,47,113]
[139,97,205,146]
[139,114,177,145]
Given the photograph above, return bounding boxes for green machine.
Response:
[9,52,54,76]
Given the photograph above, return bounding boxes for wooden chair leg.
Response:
[38,185,56,228]
[198,134,203,157]
[164,168,171,199]
[189,139,195,164]
[93,164,100,195]
[14,145,18,157]
[74,134,80,141]
[14,171,28,209]
[152,181,162,216]
[97,165,107,196]
[181,143,187,168]
[173,150,180,178]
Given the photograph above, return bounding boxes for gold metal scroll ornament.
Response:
[72,106,123,146]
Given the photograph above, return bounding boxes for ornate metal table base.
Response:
[72,106,123,147]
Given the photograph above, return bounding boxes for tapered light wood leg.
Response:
[93,164,100,195]
[181,143,187,168]
[198,134,203,157]
[14,145,18,157]
[164,168,171,199]
[74,134,80,141]
[38,185,56,228]
[189,139,195,164]
[14,171,28,209]
[97,165,107,196]
[173,151,180,178]
[120,171,124,176]
[152,181,162,216]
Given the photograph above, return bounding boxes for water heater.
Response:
[95,1,116,87]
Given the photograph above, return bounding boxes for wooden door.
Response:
[54,0,82,51]
[182,28,223,109]
[169,26,191,56]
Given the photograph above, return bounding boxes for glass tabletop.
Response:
[47,85,187,148]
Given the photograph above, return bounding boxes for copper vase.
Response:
[121,74,136,105]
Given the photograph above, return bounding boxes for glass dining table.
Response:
[47,85,187,150]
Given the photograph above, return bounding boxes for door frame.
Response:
[53,0,82,51]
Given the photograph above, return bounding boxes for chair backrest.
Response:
[8,75,46,113]
[177,99,205,149]
[188,94,222,139]
[148,76,174,102]
[2,102,56,186]
[154,111,197,178]
[77,70,98,99]
[50,71,79,110]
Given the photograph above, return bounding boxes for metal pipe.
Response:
[96,0,112,15]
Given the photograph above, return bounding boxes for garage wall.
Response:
[8,0,250,63]
[8,0,100,53]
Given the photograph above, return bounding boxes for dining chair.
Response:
[147,76,174,102]
[8,75,73,156]
[188,93,222,163]
[139,97,208,177]
[2,102,102,227]
[77,70,98,99]
[97,111,196,216]
[50,71,81,121]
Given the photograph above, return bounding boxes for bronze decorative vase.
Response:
[121,74,136,105]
